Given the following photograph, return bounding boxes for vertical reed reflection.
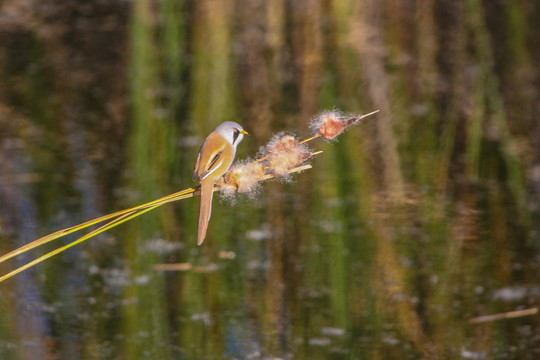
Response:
[121,1,173,358]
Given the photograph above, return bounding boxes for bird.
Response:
[193,121,248,245]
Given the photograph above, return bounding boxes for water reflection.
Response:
[1,0,540,359]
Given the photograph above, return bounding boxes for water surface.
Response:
[0,1,539,359]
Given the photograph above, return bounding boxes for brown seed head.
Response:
[311,110,360,140]
[219,161,265,196]
[266,134,311,176]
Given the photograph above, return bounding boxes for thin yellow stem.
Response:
[299,134,321,144]
[254,154,270,164]
[0,186,198,265]
[0,204,162,284]
[360,109,380,118]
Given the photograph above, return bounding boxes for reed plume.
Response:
[310,109,380,140]
[0,109,378,283]
[218,132,313,197]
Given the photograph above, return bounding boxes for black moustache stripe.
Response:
[232,130,240,145]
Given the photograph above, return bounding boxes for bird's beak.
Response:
[240,130,249,135]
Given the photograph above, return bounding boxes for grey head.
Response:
[215,121,247,148]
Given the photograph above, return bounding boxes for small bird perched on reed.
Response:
[193,121,248,245]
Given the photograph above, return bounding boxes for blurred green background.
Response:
[1,0,539,359]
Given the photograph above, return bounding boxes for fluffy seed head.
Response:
[310,110,360,140]
[265,133,311,176]
[219,160,265,197]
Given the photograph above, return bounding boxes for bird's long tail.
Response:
[197,180,215,245]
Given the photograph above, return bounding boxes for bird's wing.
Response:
[193,132,230,181]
